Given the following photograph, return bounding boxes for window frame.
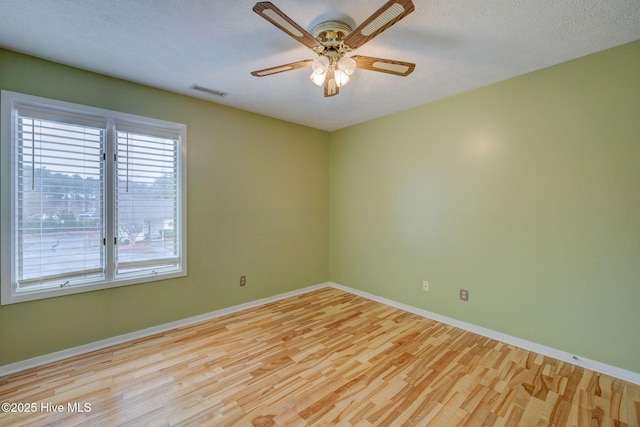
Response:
[1,90,187,305]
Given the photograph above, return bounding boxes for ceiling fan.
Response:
[251,0,416,97]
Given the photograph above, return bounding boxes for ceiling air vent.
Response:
[190,84,228,98]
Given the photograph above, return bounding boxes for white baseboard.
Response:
[0,283,329,377]
[327,282,640,386]
[2,281,639,386]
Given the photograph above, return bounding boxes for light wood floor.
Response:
[1,288,638,426]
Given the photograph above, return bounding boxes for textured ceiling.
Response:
[0,0,639,131]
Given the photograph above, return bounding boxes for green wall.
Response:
[0,49,330,366]
[329,41,640,373]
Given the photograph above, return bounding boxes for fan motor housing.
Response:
[312,21,352,46]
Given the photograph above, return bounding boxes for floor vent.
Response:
[190,84,228,98]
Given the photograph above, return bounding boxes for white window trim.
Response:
[1,90,187,305]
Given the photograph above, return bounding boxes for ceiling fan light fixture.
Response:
[334,70,351,87]
[337,56,357,75]
[311,56,330,74]
[310,71,327,86]
[251,1,416,97]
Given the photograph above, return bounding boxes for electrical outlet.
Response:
[240,275,246,286]
[422,280,429,292]
[459,288,469,301]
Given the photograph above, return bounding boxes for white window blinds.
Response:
[115,129,181,278]
[15,108,106,290]
[1,91,186,305]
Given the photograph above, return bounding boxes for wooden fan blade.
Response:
[343,0,415,50]
[324,70,339,97]
[352,56,415,76]
[251,60,313,77]
[253,2,322,49]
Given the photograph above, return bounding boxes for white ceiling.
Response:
[1,0,639,131]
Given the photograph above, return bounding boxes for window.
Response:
[1,91,187,304]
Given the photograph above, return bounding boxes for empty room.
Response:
[1,0,639,425]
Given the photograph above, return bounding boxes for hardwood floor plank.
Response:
[1,287,638,426]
